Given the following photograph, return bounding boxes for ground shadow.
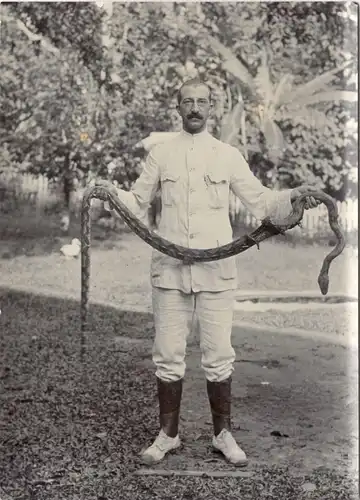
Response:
[0,288,357,500]
[0,288,158,499]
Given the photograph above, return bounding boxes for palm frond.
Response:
[207,35,254,89]
[261,117,285,164]
[279,61,352,105]
[220,101,244,146]
[273,74,295,106]
[289,90,357,107]
[254,50,273,108]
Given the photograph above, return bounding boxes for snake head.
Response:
[318,274,329,296]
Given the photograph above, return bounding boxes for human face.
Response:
[177,84,212,134]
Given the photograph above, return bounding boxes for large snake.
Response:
[80,187,345,348]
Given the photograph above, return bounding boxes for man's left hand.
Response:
[290,185,322,210]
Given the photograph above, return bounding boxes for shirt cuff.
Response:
[271,189,293,221]
[103,189,145,221]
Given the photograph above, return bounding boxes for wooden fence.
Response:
[229,193,358,236]
[0,173,55,211]
[0,173,358,237]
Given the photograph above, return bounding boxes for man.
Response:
[97,78,320,467]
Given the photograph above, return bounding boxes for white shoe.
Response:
[140,429,181,465]
[212,429,248,467]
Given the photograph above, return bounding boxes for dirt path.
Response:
[0,233,357,340]
[133,323,358,478]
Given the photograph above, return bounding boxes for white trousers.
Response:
[152,287,236,383]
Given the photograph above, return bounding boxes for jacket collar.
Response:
[179,128,211,141]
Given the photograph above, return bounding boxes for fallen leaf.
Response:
[302,482,317,492]
[96,432,107,439]
[69,472,81,482]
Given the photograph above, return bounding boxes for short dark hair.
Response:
[177,78,212,105]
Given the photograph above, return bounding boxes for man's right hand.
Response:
[95,179,118,198]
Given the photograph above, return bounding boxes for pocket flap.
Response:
[161,171,179,182]
[206,170,228,184]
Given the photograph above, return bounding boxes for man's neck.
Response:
[181,127,208,136]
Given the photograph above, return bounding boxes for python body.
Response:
[80,187,345,336]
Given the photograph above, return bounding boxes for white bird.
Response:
[60,238,81,258]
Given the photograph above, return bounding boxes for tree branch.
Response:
[1,14,60,55]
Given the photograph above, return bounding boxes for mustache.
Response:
[187,113,203,120]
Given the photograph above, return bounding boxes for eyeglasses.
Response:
[180,99,210,109]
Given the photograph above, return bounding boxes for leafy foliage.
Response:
[0,1,358,207]
[2,2,105,82]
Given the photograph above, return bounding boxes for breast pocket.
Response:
[205,171,229,209]
[161,172,180,206]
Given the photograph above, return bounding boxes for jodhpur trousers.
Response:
[151,287,236,383]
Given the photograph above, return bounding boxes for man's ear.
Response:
[176,105,180,115]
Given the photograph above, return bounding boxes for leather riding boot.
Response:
[140,377,183,465]
[207,377,232,436]
[158,377,183,437]
[207,377,248,467]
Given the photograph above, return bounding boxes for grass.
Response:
[0,210,357,341]
[0,211,358,498]
[0,208,127,259]
[0,288,358,499]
